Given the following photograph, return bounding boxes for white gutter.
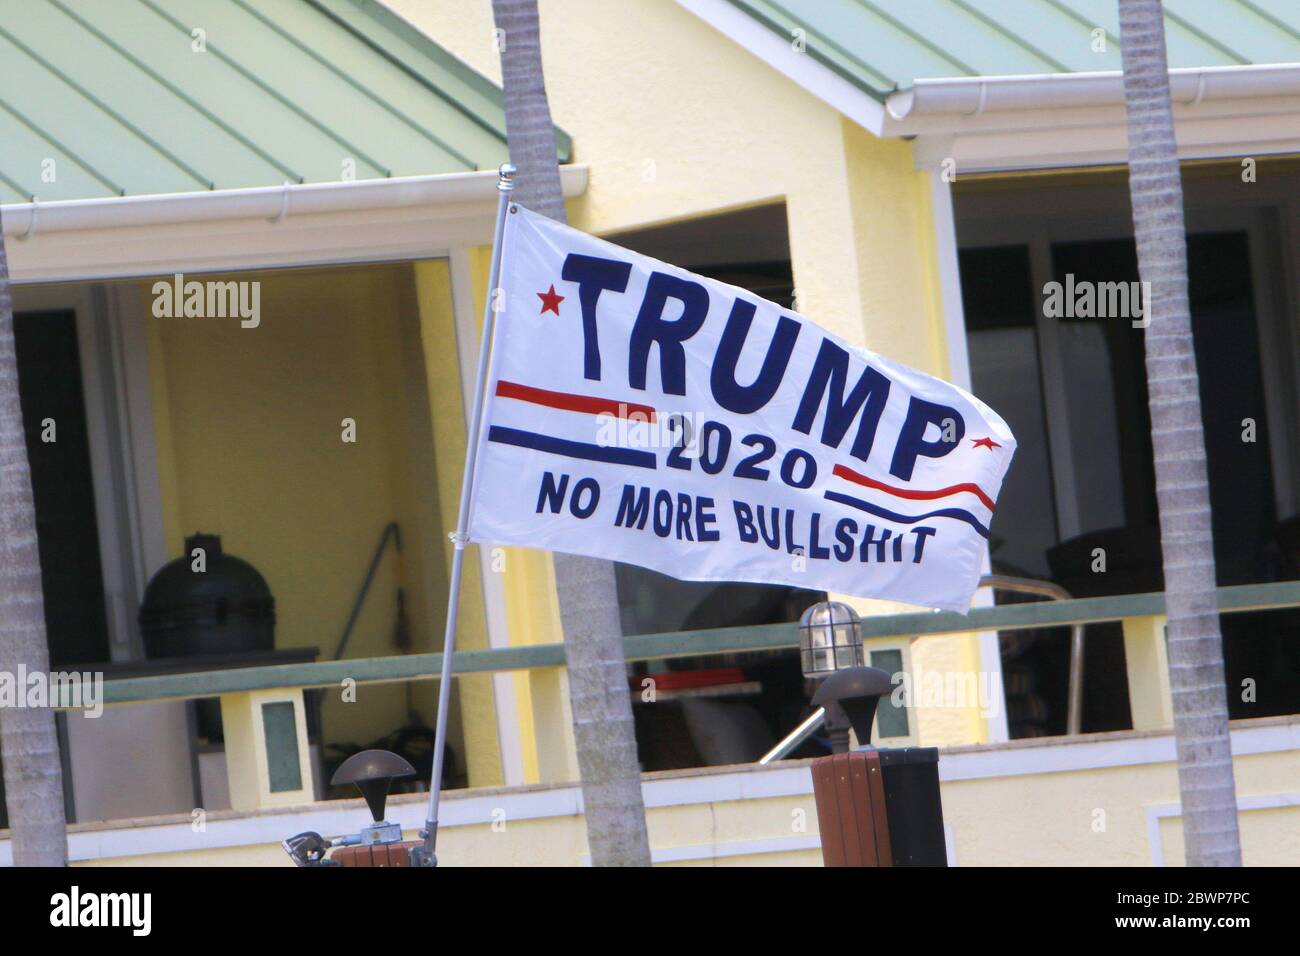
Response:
[887,63,1300,119]
[1,165,590,239]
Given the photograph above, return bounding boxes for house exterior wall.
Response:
[0,0,1288,866]
[139,262,503,788]
[36,716,1300,867]
[384,0,989,771]
[411,258,506,786]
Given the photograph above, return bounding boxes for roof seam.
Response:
[1,0,526,201]
[1159,3,1251,65]
[726,0,896,97]
[229,0,478,171]
[0,21,213,191]
[343,0,567,156]
[856,0,979,76]
[0,165,36,202]
[0,94,124,196]
[947,0,1071,73]
[137,0,392,179]
[306,0,507,157]
[47,0,303,187]
[1236,0,1300,44]
[1038,0,1119,54]
[706,0,1300,120]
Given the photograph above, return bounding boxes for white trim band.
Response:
[1,167,590,239]
[888,64,1300,120]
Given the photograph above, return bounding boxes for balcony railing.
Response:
[46,579,1300,816]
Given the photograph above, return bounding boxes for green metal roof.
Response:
[0,0,570,203]
[727,0,1300,100]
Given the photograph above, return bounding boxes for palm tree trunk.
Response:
[1118,0,1241,866]
[0,208,69,866]
[491,0,652,867]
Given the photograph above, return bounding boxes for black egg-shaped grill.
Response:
[139,533,275,659]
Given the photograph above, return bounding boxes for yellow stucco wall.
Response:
[385,0,988,761]
[136,0,992,784]
[142,262,501,787]
[411,259,504,786]
[60,722,1300,866]
[457,224,581,786]
[942,738,1300,866]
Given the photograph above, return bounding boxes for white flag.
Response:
[467,204,1016,613]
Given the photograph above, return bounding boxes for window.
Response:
[957,171,1300,731]
[13,309,112,667]
[870,647,909,739]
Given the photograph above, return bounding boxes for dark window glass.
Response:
[13,310,110,666]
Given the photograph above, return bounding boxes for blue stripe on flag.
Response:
[488,426,658,469]
[824,489,990,538]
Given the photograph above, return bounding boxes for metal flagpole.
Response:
[415,162,516,867]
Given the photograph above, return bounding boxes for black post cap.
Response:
[331,749,416,822]
[812,666,896,748]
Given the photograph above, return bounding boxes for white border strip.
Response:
[586,834,822,866]
[939,720,1300,782]
[1145,792,1300,866]
[643,765,814,808]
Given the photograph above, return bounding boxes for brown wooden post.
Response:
[811,751,892,867]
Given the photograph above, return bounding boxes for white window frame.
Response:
[867,641,918,746]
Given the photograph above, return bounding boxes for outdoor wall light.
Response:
[799,600,865,678]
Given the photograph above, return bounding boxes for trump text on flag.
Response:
[467,205,1016,613]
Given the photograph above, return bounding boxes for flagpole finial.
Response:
[498,163,517,192]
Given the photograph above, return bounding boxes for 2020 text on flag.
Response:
[468,204,1016,613]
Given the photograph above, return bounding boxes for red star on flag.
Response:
[971,437,1001,450]
[537,284,565,315]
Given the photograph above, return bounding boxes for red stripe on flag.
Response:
[832,463,996,512]
[496,380,657,422]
